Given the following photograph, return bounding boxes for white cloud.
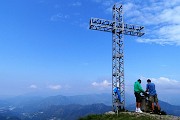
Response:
[159,6,180,24]
[29,84,37,89]
[90,0,180,45]
[123,2,134,13]
[136,38,177,46]
[137,24,180,45]
[48,84,61,90]
[154,77,180,89]
[92,80,111,87]
[140,76,180,93]
[123,1,180,46]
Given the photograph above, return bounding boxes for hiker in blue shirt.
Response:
[146,79,161,114]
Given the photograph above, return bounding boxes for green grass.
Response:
[79,113,159,120]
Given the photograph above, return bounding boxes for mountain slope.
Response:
[22,103,112,120]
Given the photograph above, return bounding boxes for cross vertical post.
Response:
[89,3,145,113]
[112,3,125,112]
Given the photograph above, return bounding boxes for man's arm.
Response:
[145,84,149,92]
[138,83,144,92]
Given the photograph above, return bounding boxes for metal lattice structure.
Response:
[89,3,144,112]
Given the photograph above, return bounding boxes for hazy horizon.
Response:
[0,0,180,106]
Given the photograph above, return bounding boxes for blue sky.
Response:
[0,0,180,105]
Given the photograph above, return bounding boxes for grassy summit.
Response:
[79,112,180,120]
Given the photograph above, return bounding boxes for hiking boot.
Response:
[158,110,161,115]
[137,108,143,113]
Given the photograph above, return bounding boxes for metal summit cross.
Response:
[89,3,145,112]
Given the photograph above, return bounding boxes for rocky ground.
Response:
[126,112,180,120]
[105,111,180,120]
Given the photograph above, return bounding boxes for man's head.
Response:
[147,79,151,83]
[137,79,141,83]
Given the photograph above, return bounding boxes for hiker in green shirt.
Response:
[134,79,144,113]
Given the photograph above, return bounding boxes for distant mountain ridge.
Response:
[31,103,112,120]
[0,103,111,120]
[38,94,111,106]
[0,93,179,119]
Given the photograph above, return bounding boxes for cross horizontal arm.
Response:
[89,18,114,32]
[89,18,145,37]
